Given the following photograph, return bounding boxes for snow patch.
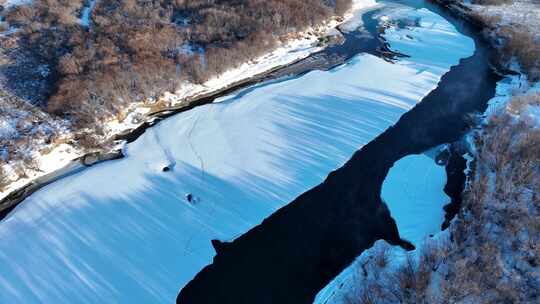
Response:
[79,0,97,28]
[381,154,449,246]
[3,0,32,8]
[383,8,475,75]
[0,119,18,139]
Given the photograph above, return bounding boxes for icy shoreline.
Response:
[0,0,378,205]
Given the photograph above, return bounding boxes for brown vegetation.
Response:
[466,5,540,81]
[1,0,351,135]
[0,165,8,192]
[507,92,540,115]
[498,26,540,81]
[345,239,450,304]
[439,110,540,303]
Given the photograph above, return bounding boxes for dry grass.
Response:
[499,26,540,81]
[441,110,540,303]
[467,4,539,81]
[507,92,540,115]
[0,165,9,192]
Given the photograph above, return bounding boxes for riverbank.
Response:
[324,78,540,304]
[317,1,539,303]
[0,0,379,217]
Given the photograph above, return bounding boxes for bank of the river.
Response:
[176,1,500,303]
[0,0,380,219]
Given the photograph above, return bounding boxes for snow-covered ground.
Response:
[463,0,540,36]
[0,4,474,304]
[382,154,449,246]
[479,71,540,127]
[0,0,377,201]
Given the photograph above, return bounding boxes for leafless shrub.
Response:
[383,254,415,300]
[507,92,540,115]
[373,244,390,269]
[13,162,28,180]
[498,26,540,81]
[74,130,109,153]
[419,239,444,270]
[0,165,9,192]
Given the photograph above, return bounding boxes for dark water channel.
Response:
[176,1,500,303]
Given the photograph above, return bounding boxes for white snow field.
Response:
[314,154,450,304]
[0,6,473,304]
[381,154,449,245]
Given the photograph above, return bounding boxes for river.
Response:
[0,1,498,303]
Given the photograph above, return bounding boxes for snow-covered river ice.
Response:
[0,1,499,303]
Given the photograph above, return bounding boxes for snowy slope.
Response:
[0,6,474,304]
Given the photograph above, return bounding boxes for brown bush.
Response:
[372,244,390,269]
[499,26,540,81]
[0,166,9,192]
[58,53,83,75]
[13,162,28,179]
[507,92,540,115]
[22,155,40,172]
[336,0,353,15]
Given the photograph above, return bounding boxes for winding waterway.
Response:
[177,1,499,303]
[0,1,499,303]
